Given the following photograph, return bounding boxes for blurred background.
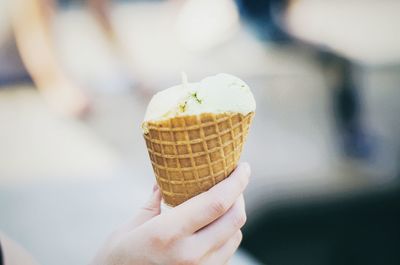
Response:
[0,0,400,264]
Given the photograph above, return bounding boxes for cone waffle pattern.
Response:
[143,112,254,206]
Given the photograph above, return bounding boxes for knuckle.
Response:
[232,210,247,229]
[149,234,165,250]
[209,198,228,217]
[235,230,243,243]
[149,229,179,250]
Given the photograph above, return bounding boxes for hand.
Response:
[91,162,251,265]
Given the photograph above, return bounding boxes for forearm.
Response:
[11,0,62,87]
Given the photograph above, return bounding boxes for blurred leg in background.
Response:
[236,0,372,161]
[327,55,372,160]
[12,0,91,117]
[11,0,125,118]
[87,0,114,40]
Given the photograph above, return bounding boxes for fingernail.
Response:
[153,183,159,192]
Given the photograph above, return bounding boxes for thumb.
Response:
[132,184,162,227]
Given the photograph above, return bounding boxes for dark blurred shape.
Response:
[320,52,374,160]
[235,0,289,41]
[242,184,400,265]
[0,239,3,265]
[0,37,31,86]
[236,0,374,160]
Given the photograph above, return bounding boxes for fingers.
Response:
[160,162,250,234]
[193,195,246,254]
[128,185,162,229]
[203,230,243,265]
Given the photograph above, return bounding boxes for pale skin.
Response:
[91,162,250,265]
[1,163,250,265]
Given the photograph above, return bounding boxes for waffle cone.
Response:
[143,112,254,206]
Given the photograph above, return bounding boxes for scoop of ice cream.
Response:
[143,73,256,123]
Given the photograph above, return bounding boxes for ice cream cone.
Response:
[143,112,254,207]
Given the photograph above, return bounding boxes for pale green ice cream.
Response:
[143,73,256,123]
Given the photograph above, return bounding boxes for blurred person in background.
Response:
[0,0,117,117]
[236,0,371,160]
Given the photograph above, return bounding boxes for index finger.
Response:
[161,162,251,234]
